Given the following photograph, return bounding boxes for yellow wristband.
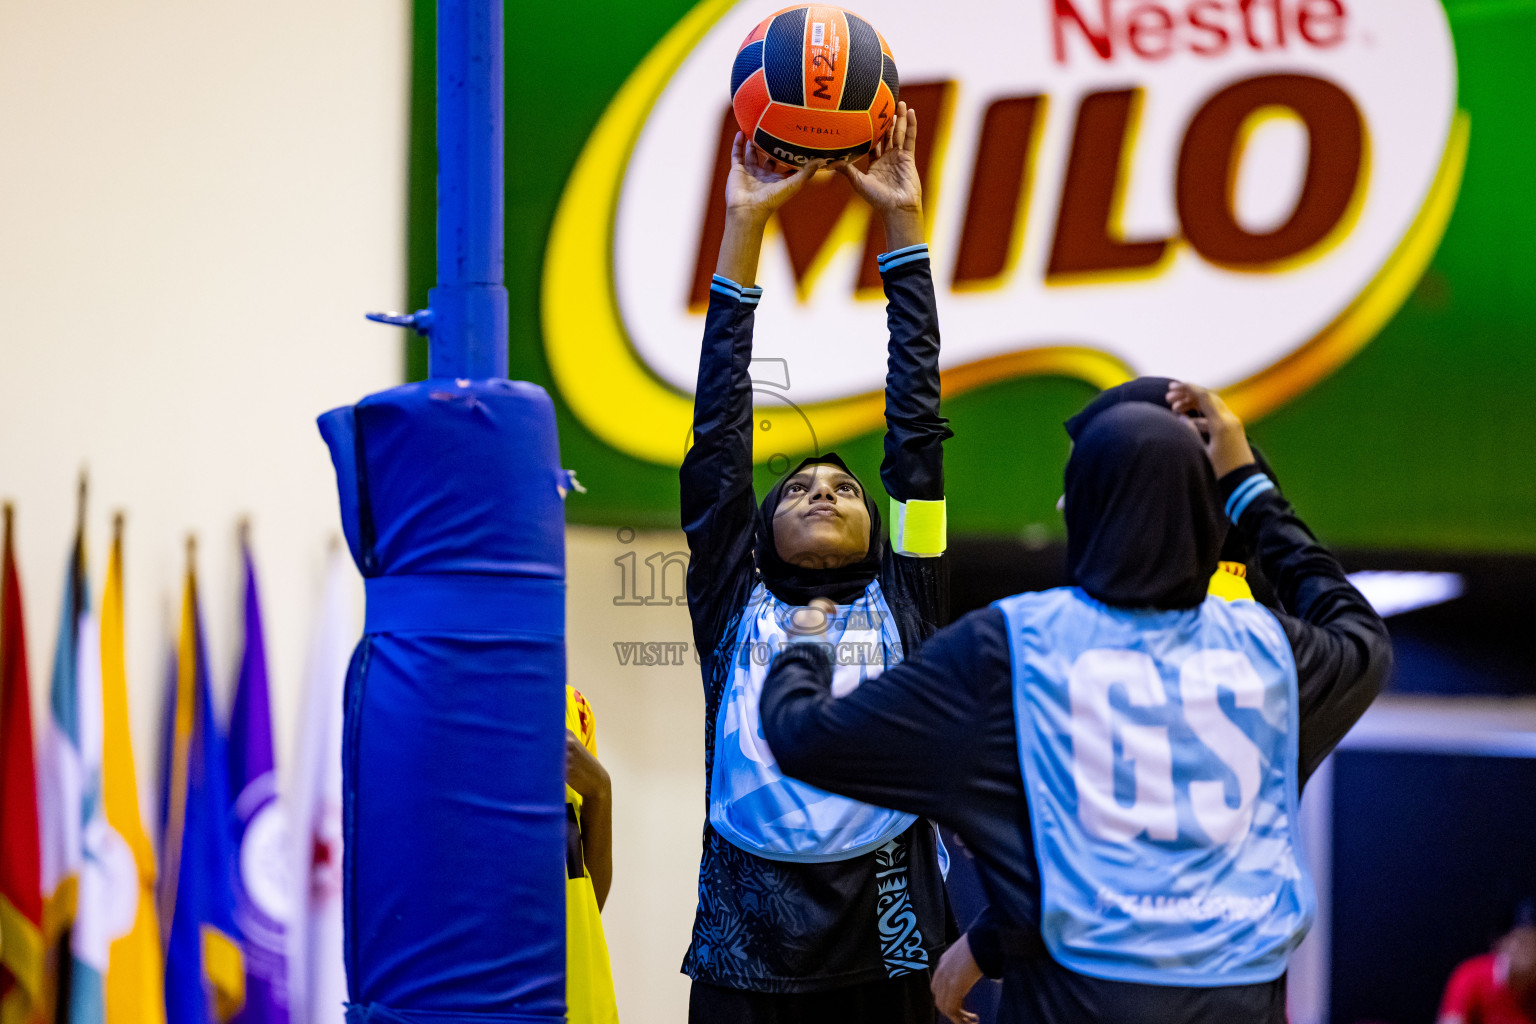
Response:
[890,497,947,557]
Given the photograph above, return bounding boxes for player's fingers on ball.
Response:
[1192,385,1233,424]
[1170,381,1208,416]
[904,107,919,152]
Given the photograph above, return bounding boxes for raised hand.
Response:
[717,133,823,285]
[725,131,822,221]
[836,102,922,218]
[1166,381,1256,478]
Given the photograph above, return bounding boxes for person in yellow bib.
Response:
[565,685,618,1024]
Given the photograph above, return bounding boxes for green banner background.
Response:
[407,0,1536,553]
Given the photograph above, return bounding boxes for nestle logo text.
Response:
[1052,0,1348,64]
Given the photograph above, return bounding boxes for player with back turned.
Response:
[759,383,1392,1024]
[679,104,957,1023]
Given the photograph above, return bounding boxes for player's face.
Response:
[772,464,871,569]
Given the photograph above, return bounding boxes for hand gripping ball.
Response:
[731,5,899,171]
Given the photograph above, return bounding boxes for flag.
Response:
[0,505,44,1024]
[97,517,165,1024]
[38,495,89,1017]
[227,538,289,1024]
[159,546,244,1024]
[62,554,109,1024]
[285,547,352,1024]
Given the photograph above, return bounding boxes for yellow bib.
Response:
[1208,561,1255,603]
[565,686,619,1024]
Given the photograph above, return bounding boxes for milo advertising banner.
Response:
[407,0,1536,552]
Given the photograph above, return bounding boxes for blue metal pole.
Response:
[429,0,508,379]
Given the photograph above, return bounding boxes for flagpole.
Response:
[77,469,88,557]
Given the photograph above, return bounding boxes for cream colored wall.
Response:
[0,6,702,1023]
[0,0,407,829]
[566,526,703,1023]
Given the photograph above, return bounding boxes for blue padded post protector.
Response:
[319,378,567,1023]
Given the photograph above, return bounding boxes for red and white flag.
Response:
[285,548,354,1024]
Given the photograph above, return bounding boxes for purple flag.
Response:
[229,540,291,1024]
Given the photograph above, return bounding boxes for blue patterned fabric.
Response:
[996,588,1314,986]
[710,582,917,862]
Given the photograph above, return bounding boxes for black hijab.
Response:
[1065,403,1224,610]
[754,452,884,606]
[1065,377,1281,569]
[1064,377,1177,442]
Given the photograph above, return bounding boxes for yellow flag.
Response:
[99,521,166,1024]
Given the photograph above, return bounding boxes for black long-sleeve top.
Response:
[760,464,1392,1022]
[678,248,958,993]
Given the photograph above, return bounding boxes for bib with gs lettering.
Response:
[997,588,1314,986]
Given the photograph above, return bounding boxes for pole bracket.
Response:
[365,309,434,335]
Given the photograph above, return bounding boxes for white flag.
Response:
[68,606,141,1024]
[285,548,356,1024]
[40,546,87,953]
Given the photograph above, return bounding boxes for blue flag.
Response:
[160,555,244,1024]
[228,541,290,1024]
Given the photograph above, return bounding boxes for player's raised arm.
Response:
[837,104,951,561]
[1168,381,1393,780]
[681,136,818,646]
[763,599,1009,821]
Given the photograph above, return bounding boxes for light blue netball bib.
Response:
[996,588,1315,986]
[710,581,918,863]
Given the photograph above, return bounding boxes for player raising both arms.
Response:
[680,104,956,1023]
[761,384,1392,1024]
